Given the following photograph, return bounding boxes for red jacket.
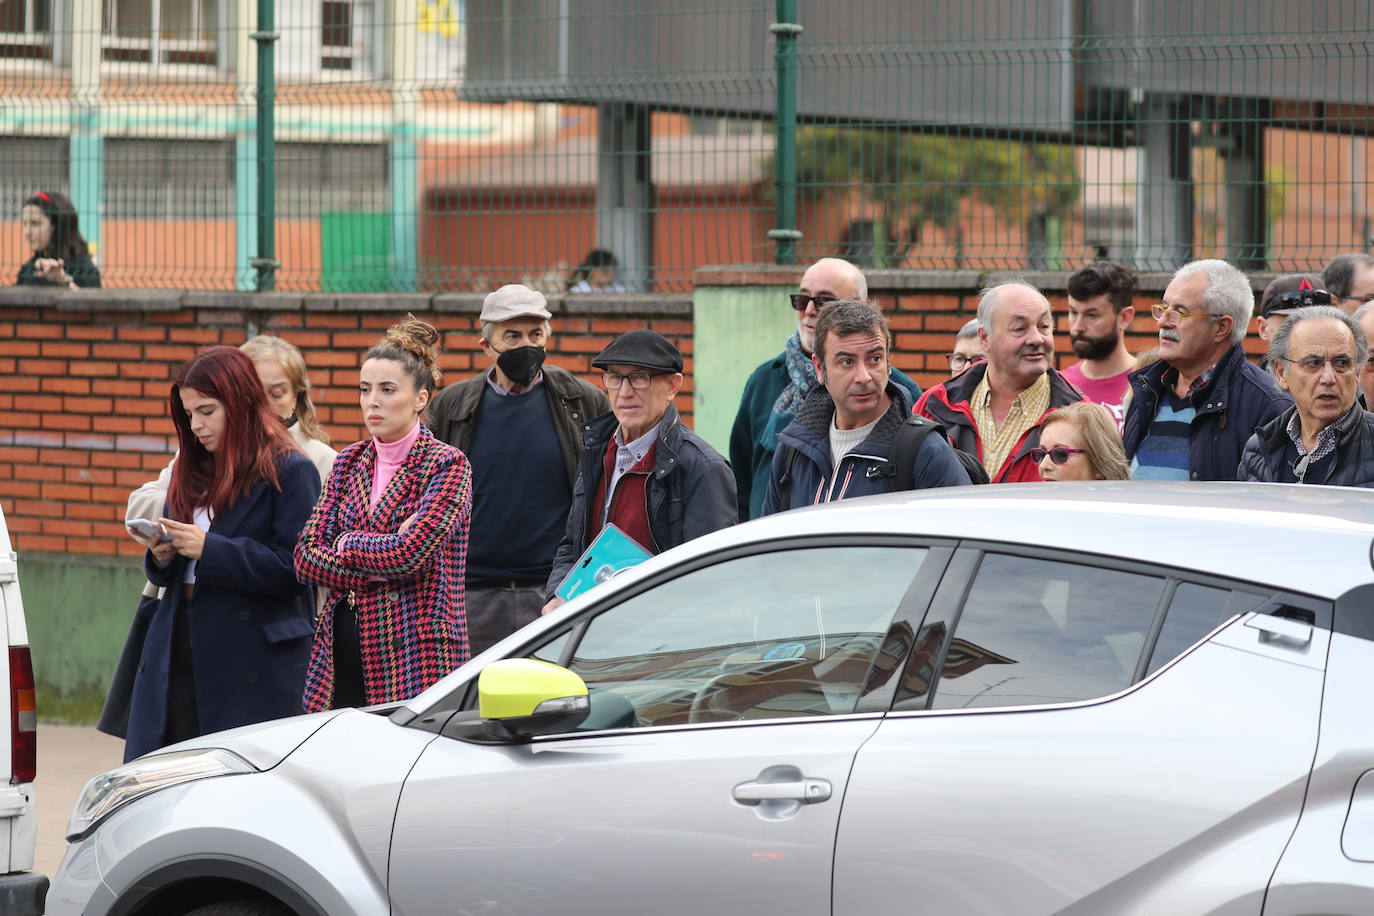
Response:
[914,364,1083,483]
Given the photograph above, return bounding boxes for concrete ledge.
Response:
[55,288,185,312]
[699,263,1294,297]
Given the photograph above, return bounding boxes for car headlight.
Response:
[66,748,256,840]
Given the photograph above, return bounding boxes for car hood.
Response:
[146,710,344,770]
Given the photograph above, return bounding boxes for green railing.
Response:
[0,2,1367,291]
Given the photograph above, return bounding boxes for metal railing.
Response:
[0,1,1365,291]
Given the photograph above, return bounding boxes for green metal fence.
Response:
[0,2,1368,291]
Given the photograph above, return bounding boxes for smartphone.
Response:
[127,518,173,544]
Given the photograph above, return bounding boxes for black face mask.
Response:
[495,345,546,387]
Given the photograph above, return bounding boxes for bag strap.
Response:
[776,444,800,507]
[890,416,942,491]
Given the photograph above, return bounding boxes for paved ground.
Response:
[34,724,125,880]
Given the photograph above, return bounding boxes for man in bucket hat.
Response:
[542,329,737,614]
[430,284,609,652]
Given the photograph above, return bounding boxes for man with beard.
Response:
[1122,260,1290,481]
[430,284,609,653]
[729,257,921,520]
[916,281,1083,482]
[1061,261,1137,428]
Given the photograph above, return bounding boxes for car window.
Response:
[1146,583,1267,675]
[930,553,1164,710]
[561,546,929,728]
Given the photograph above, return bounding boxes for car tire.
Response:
[183,901,291,916]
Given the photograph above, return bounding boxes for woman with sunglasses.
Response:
[1034,402,1130,481]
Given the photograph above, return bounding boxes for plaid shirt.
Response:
[1285,402,1362,481]
[972,372,1051,479]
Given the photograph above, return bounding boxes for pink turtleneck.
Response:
[370,420,421,510]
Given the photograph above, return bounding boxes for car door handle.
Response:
[733,777,832,805]
[1245,614,1312,647]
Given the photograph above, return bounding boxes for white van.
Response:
[0,505,45,914]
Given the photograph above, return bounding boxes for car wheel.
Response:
[183,901,291,916]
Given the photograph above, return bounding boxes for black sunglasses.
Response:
[789,293,838,312]
[1030,447,1086,465]
[1274,289,1333,309]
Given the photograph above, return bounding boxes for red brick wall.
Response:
[0,271,1277,559]
[0,293,692,559]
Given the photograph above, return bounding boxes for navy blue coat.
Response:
[1238,405,1374,486]
[124,451,319,761]
[762,383,971,515]
[729,353,921,521]
[1122,342,1291,481]
[545,404,737,601]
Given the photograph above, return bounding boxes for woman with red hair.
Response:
[121,345,321,761]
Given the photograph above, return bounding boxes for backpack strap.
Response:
[890,415,991,488]
[891,416,941,491]
[776,444,801,508]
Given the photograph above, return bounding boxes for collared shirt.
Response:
[971,371,1050,478]
[603,423,660,517]
[1163,361,1219,398]
[483,366,545,397]
[1285,402,1361,478]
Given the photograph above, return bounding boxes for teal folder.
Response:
[555,523,652,600]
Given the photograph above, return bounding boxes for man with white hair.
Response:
[916,281,1082,482]
[1122,259,1290,481]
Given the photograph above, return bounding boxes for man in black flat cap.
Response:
[542,329,737,613]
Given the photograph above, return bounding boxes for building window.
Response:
[322,0,370,72]
[0,0,52,60]
[103,0,218,68]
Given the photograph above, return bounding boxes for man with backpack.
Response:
[761,300,972,515]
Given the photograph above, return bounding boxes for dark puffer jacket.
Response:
[1238,405,1374,486]
[1122,342,1291,482]
[762,383,969,514]
[545,404,737,600]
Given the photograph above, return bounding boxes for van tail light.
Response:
[10,647,35,784]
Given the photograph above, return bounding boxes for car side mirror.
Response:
[478,658,590,742]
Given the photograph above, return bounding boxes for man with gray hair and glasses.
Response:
[1322,252,1374,316]
[1122,259,1290,481]
[1239,306,1374,486]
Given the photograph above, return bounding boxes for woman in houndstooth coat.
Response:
[295,317,472,711]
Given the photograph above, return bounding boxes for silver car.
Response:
[47,483,1374,915]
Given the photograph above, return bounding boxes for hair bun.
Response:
[382,314,443,388]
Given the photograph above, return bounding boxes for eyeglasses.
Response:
[1342,293,1374,305]
[1276,354,1357,374]
[1274,289,1333,309]
[1030,447,1087,465]
[1150,303,1223,323]
[602,369,663,390]
[789,293,838,312]
[946,353,985,371]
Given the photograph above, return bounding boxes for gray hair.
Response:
[1268,305,1368,370]
[1172,259,1252,344]
[976,280,1047,338]
[482,318,552,344]
[1355,301,1374,325]
[1323,253,1374,300]
[812,298,890,363]
[955,318,980,341]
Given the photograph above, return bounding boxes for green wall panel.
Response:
[692,284,798,457]
[19,553,142,725]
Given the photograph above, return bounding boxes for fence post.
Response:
[769,1,802,265]
[252,0,279,291]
